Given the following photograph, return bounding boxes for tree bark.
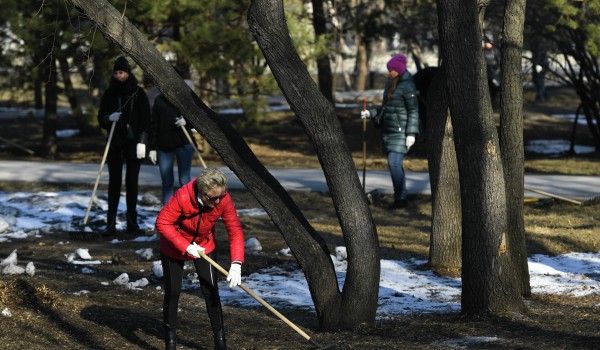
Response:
[69,0,379,330]
[352,35,369,91]
[248,0,380,329]
[499,0,530,297]
[437,1,523,315]
[311,0,334,103]
[42,58,58,159]
[426,66,462,276]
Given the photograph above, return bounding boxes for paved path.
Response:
[1,160,600,201]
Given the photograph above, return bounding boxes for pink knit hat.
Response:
[386,54,407,74]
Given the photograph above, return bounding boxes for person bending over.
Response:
[155,168,244,350]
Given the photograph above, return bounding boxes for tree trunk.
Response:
[352,35,369,91]
[437,1,523,315]
[426,66,462,276]
[499,0,530,297]
[58,56,92,134]
[248,0,380,329]
[69,0,379,330]
[42,58,58,159]
[311,0,334,103]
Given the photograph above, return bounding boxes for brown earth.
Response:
[1,86,600,349]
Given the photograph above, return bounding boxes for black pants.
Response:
[106,147,141,226]
[161,251,224,333]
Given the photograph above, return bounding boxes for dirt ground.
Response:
[1,86,600,349]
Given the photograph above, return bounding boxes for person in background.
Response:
[483,40,501,105]
[155,168,244,350]
[149,80,196,204]
[97,56,151,235]
[533,52,550,103]
[361,54,420,209]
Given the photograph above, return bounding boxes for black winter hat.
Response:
[113,56,131,73]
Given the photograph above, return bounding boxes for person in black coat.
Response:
[97,56,151,235]
[148,80,196,204]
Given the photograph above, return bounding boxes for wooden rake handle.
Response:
[180,126,207,168]
[83,121,117,225]
[198,251,313,342]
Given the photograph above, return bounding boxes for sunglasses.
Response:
[204,192,227,202]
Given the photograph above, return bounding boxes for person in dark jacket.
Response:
[361,54,420,209]
[149,80,196,204]
[97,56,151,234]
[156,168,244,350]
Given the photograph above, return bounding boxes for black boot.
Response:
[126,211,144,234]
[164,328,176,350]
[102,213,117,236]
[388,199,408,210]
[213,328,227,350]
[103,222,116,236]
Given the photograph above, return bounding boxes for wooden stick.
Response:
[180,126,207,168]
[198,251,313,342]
[83,121,117,225]
[524,187,583,206]
[0,136,35,155]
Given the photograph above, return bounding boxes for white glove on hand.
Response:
[148,150,157,164]
[406,135,416,149]
[360,110,371,119]
[227,263,242,288]
[185,242,205,259]
[174,116,186,128]
[108,112,121,122]
[136,143,146,159]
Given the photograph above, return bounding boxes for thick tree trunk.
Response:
[69,0,379,330]
[42,58,58,159]
[426,66,462,276]
[437,1,523,315]
[499,0,530,297]
[311,0,334,103]
[248,0,379,329]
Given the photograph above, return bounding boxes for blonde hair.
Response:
[196,168,227,193]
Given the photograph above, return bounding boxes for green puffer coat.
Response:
[369,71,420,154]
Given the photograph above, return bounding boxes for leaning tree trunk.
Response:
[426,66,462,276]
[42,58,58,159]
[248,0,380,329]
[498,0,530,298]
[437,1,524,315]
[69,0,379,330]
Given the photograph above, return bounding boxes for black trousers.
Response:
[106,147,141,226]
[161,250,224,333]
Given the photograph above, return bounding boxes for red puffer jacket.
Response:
[156,178,245,262]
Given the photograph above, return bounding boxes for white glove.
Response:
[136,143,146,159]
[406,135,416,149]
[174,116,186,127]
[108,112,121,122]
[148,150,157,164]
[185,242,205,259]
[360,110,371,119]
[191,128,198,134]
[227,263,242,288]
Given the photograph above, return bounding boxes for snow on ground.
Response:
[0,189,599,320]
[523,114,596,155]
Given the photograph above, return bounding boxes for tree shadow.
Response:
[80,304,163,350]
[10,278,108,349]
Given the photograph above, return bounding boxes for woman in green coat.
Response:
[362,54,420,209]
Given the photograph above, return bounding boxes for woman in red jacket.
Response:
[156,168,244,350]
